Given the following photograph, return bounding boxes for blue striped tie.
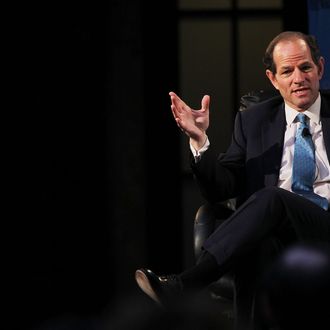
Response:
[291,113,328,210]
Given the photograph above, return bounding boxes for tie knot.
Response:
[296,113,307,124]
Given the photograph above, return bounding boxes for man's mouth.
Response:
[292,88,309,96]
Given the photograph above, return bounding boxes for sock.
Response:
[178,250,223,290]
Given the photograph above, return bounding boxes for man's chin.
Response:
[291,96,314,111]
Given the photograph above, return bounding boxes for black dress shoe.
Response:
[135,268,183,305]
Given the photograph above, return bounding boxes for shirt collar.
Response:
[284,93,321,126]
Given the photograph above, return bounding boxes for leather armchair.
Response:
[193,89,280,301]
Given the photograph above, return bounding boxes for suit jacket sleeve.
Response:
[191,110,247,203]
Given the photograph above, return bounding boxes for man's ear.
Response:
[318,57,325,80]
[266,69,279,90]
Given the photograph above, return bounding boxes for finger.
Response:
[169,91,179,99]
[171,99,184,116]
[171,105,181,119]
[201,95,210,111]
[169,92,187,112]
[169,91,180,107]
[175,118,184,131]
[171,107,184,128]
[171,106,186,129]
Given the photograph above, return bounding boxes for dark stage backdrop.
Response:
[10,1,180,329]
[10,2,111,329]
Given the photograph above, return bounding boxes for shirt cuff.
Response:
[190,137,210,162]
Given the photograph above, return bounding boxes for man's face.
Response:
[266,38,324,111]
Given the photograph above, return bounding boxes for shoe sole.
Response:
[135,269,161,304]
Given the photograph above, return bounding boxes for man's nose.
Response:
[293,68,305,84]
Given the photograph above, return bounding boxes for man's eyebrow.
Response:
[278,65,292,71]
[299,61,313,66]
[279,61,312,70]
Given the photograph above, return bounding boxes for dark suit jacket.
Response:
[192,90,330,208]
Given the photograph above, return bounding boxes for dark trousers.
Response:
[203,186,330,329]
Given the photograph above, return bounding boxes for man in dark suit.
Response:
[135,31,330,329]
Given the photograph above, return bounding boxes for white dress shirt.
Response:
[190,93,330,204]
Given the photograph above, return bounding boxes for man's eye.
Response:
[301,66,312,72]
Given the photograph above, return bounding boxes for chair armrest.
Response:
[194,201,236,300]
[194,201,235,261]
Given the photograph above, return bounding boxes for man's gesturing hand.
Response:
[169,91,210,150]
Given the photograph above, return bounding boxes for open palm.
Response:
[169,91,210,142]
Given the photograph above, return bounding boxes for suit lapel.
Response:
[262,103,286,187]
